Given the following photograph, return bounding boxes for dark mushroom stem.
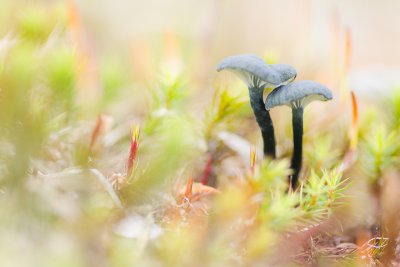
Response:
[265,81,333,190]
[290,107,303,189]
[248,86,276,158]
[217,55,297,159]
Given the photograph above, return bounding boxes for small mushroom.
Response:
[217,54,297,158]
[265,80,333,189]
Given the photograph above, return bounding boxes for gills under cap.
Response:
[265,80,333,110]
[217,54,297,88]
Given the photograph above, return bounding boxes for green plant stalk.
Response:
[248,87,276,158]
[290,107,303,189]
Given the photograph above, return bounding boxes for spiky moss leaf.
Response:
[301,169,348,218]
[148,67,188,111]
[204,87,246,140]
[215,89,245,122]
[143,70,190,135]
[256,169,347,230]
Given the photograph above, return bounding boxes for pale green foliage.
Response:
[361,125,400,181]
[2,2,399,266]
[255,165,347,229]
[121,115,201,204]
[152,68,188,110]
[250,160,303,230]
[300,169,347,218]
[250,159,291,192]
[17,5,54,42]
[358,107,379,141]
[0,43,37,128]
[260,191,302,231]
[100,57,126,104]
[386,88,400,131]
[204,88,246,140]
[305,135,340,170]
[143,69,188,135]
[0,42,50,187]
[46,46,77,112]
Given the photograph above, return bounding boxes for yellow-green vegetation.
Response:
[0,2,399,267]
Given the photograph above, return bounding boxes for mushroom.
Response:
[217,54,297,158]
[265,80,333,189]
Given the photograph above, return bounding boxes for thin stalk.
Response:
[290,107,303,189]
[248,87,276,158]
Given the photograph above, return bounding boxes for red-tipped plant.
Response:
[127,124,140,177]
[344,28,352,76]
[201,154,213,185]
[177,177,220,204]
[89,114,103,153]
[184,177,193,200]
[250,145,256,176]
[341,91,358,171]
[349,90,358,150]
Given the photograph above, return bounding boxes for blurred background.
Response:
[1,0,400,266]
[3,0,400,105]
[72,0,400,100]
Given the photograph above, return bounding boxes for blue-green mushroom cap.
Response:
[217,54,297,89]
[265,80,333,110]
[270,64,297,86]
